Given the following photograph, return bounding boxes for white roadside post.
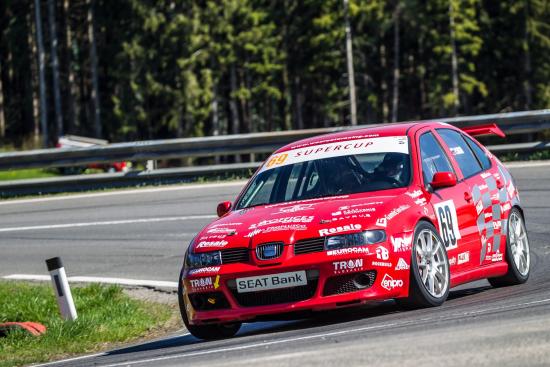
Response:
[46,257,78,321]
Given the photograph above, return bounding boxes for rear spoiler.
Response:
[460,123,505,138]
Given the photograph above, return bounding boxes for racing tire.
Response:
[177,269,241,340]
[488,208,530,287]
[397,221,450,309]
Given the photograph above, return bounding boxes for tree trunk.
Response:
[294,76,304,129]
[391,4,401,123]
[449,0,460,115]
[48,0,64,138]
[380,43,389,122]
[523,1,532,110]
[34,0,49,147]
[229,63,240,135]
[0,59,5,138]
[27,8,41,145]
[343,0,357,126]
[87,0,102,138]
[63,0,77,133]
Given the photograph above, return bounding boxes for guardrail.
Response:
[1,109,549,171]
[0,109,549,197]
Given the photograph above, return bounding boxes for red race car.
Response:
[178,122,530,340]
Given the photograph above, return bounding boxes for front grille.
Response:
[323,271,377,296]
[294,237,325,255]
[188,291,230,311]
[230,280,318,307]
[221,248,249,264]
[256,242,284,260]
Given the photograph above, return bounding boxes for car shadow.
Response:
[104,284,495,358]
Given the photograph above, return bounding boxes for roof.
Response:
[276,122,425,153]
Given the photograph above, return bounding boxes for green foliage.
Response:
[0,281,171,367]
[0,0,549,145]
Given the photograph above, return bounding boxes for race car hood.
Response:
[191,188,415,253]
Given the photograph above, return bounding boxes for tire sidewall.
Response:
[409,221,450,306]
[505,208,530,283]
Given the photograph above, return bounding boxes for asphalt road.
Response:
[1,163,550,366]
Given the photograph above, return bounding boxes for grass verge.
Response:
[0,169,59,181]
[0,281,173,367]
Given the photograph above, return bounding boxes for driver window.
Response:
[419,132,455,185]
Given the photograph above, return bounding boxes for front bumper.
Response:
[181,245,410,325]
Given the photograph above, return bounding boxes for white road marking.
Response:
[0,180,246,206]
[88,297,550,367]
[504,160,550,168]
[2,274,178,288]
[0,215,215,233]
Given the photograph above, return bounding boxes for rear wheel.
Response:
[488,208,530,287]
[177,269,241,340]
[397,222,450,309]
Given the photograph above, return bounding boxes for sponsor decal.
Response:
[260,137,409,172]
[433,200,461,249]
[333,259,364,274]
[476,200,484,215]
[200,234,228,240]
[423,206,429,215]
[188,266,221,276]
[330,214,371,222]
[390,233,413,252]
[207,227,237,234]
[327,247,371,256]
[347,201,384,209]
[245,224,308,237]
[376,205,411,228]
[478,184,488,190]
[381,274,404,291]
[376,246,389,260]
[484,212,493,219]
[395,258,409,270]
[493,221,502,230]
[406,190,423,198]
[449,146,465,156]
[332,207,376,216]
[249,216,314,230]
[481,172,492,179]
[189,275,221,290]
[196,240,228,249]
[209,222,242,228]
[376,217,387,228]
[449,257,457,266]
[491,193,500,201]
[458,251,470,265]
[415,197,427,206]
[319,223,362,237]
[237,271,307,293]
[491,253,503,262]
[372,261,392,268]
[289,133,381,150]
[273,204,315,214]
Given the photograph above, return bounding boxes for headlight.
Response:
[324,230,386,250]
[186,250,222,269]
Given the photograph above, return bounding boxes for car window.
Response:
[419,132,455,184]
[437,129,482,178]
[463,135,492,170]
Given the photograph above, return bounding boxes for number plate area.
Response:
[433,199,461,250]
[236,271,307,293]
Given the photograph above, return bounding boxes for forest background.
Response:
[0,0,548,149]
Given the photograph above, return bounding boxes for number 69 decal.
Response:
[433,200,461,250]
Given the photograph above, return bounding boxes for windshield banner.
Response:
[260,136,409,172]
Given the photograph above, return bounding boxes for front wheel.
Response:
[488,208,530,287]
[177,269,241,340]
[397,221,450,309]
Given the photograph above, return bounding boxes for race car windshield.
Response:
[236,149,411,210]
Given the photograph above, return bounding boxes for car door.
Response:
[435,128,505,267]
[417,129,479,271]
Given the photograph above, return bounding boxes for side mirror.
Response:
[430,172,457,190]
[217,201,232,217]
